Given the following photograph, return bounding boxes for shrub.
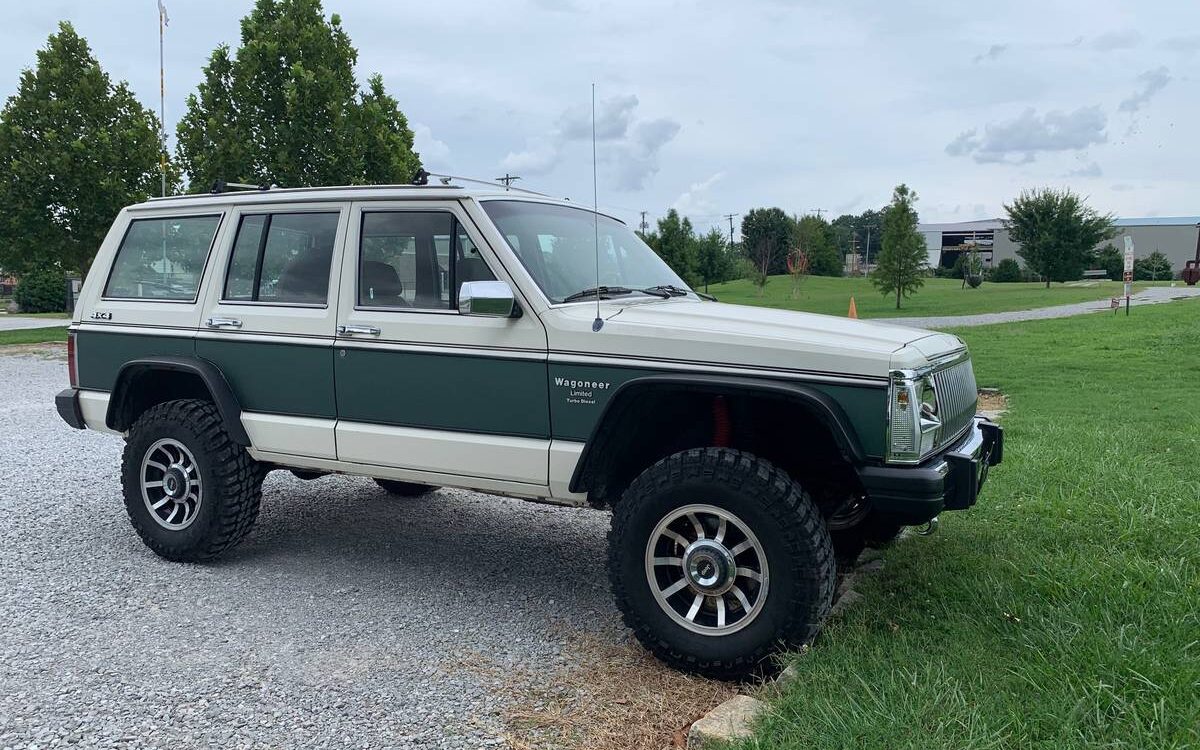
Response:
[1133,251,1174,281]
[14,268,66,313]
[990,258,1022,283]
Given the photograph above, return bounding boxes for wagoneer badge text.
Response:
[554,377,611,406]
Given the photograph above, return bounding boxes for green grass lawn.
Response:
[707,276,1148,319]
[0,327,68,346]
[740,300,1200,749]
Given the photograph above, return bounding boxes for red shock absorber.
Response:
[712,395,731,447]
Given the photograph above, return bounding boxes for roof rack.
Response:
[413,169,550,197]
[210,180,272,194]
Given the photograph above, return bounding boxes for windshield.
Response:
[481,200,689,303]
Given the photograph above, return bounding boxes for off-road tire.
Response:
[608,448,836,679]
[121,399,264,562]
[830,513,905,564]
[373,478,439,497]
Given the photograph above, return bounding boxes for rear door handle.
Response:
[205,317,242,329]
[337,325,381,336]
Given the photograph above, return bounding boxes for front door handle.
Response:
[205,317,243,329]
[337,325,381,336]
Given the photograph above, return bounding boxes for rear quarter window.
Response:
[103,215,223,301]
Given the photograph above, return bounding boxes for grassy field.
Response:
[707,276,1148,319]
[0,327,68,346]
[0,311,71,318]
[739,300,1199,749]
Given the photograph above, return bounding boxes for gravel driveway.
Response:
[0,348,626,748]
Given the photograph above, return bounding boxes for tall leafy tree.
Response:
[795,214,842,277]
[646,209,698,284]
[740,208,794,276]
[176,0,421,190]
[872,184,928,309]
[694,227,736,290]
[1003,187,1116,287]
[0,23,166,276]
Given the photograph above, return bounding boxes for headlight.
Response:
[887,374,941,463]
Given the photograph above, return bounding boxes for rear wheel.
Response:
[121,399,264,562]
[608,448,835,679]
[373,478,439,497]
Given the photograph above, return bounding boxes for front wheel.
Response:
[608,448,835,678]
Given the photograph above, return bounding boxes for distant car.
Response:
[56,183,1002,677]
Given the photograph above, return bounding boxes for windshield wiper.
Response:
[641,284,718,301]
[560,286,633,303]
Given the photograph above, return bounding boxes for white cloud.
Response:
[1090,29,1141,50]
[672,172,725,217]
[946,106,1107,164]
[501,137,561,174]
[558,94,638,141]
[1065,161,1103,178]
[411,122,450,167]
[972,44,1007,63]
[1118,67,1171,113]
[501,95,680,188]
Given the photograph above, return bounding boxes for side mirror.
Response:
[458,280,516,317]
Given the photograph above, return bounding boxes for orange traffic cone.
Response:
[848,297,858,319]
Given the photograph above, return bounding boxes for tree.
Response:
[1133,251,1173,281]
[1003,187,1116,288]
[832,208,883,273]
[962,246,983,288]
[787,247,810,298]
[646,209,698,285]
[795,215,842,276]
[694,228,736,291]
[1093,243,1123,281]
[872,184,927,309]
[740,208,794,277]
[0,23,166,276]
[176,0,421,190]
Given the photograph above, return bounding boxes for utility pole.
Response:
[810,208,826,219]
[495,173,521,188]
[862,224,876,276]
[639,211,648,235]
[723,213,738,249]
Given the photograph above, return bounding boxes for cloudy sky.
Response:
[2,0,1196,235]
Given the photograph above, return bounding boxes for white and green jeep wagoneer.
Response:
[56,179,1002,677]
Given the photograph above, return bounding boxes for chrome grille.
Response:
[932,357,977,447]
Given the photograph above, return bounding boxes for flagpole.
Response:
[159,2,167,197]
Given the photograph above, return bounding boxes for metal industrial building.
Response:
[920,216,1200,276]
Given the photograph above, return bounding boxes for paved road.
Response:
[0,316,70,331]
[0,348,625,748]
[887,285,1200,329]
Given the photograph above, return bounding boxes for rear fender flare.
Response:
[106,356,249,445]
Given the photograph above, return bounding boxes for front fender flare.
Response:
[568,373,868,494]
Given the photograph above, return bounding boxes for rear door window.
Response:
[223,212,340,305]
[103,215,222,301]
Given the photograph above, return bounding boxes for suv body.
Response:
[56,184,1001,677]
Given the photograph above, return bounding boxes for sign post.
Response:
[1123,237,1135,316]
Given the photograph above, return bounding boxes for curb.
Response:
[684,547,893,749]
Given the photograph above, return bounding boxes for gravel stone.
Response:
[0,348,624,748]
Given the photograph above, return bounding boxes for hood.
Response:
[544,299,963,380]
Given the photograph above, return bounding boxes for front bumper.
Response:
[56,387,86,430]
[857,416,1003,525]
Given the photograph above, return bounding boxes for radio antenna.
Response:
[591,83,603,333]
